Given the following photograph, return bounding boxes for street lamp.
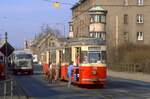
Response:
[44,0,73,7]
[53,2,61,8]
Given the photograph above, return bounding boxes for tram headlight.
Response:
[92,70,97,75]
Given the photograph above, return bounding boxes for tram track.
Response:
[12,74,150,99]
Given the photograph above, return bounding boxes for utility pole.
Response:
[5,32,8,79]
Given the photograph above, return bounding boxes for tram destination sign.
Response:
[0,42,14,57]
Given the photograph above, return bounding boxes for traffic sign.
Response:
[0,42,14,57]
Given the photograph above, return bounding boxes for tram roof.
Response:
[66,38,106,46]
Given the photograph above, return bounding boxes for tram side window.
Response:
[62,48,72,63]
[80,51,88,63]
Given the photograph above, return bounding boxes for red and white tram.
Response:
[41,38,107,86]
[56,38,107,86]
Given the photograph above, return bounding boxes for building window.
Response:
[90,16,94,23]
[69,25,73,32]
[137,32,144,41]
[101,15,106,23]
[90,14,106,23]
[124,14,128,24]
[90,32,106,40]
[137,14,144,23]
[123,32,128,41]
[95,15,100,22]
[138,0,144,5]
[124,0,128,6]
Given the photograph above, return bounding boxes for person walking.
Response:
[51,65,56,84]
[67,61,74,88]
[48,62,53,83]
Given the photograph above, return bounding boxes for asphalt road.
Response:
[14,74,150,99]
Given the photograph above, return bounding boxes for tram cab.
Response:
[72,45,107,85]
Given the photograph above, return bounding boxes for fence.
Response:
[0,78,29,99]
[108,62,150,74]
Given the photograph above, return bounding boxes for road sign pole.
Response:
[5,32,8,79]
[0,32,14,79]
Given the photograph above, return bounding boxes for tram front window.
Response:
[88,51,101,63]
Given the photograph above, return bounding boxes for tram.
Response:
[57,38,107,86]
[41,38,107,86]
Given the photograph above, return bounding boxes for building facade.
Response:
[69,0,150,48]
[29,33,66,64]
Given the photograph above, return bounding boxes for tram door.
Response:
[75,47,81,66]
[58,50,63,78]
[75,47,81,82]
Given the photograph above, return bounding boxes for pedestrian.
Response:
[54,65,59,83]
[67,61,74,88]
[51,65,56,84]
[48,62,53,83]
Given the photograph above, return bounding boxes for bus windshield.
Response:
[16,54,32,60]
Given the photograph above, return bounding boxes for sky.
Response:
[0,0,77,48]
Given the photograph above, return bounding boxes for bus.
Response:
[12,51,33,75]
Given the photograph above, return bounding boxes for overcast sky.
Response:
[0,0,77,48]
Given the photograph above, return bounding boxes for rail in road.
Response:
[14,74,150,99]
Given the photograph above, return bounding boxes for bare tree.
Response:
[40,24,63,38]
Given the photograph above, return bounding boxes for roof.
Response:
[71,0,86,10]
[67,38,106,46]
[89,5,107,12]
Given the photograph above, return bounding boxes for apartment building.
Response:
[69,0,150,48]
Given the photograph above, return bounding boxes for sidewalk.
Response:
[108,70,150,83]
